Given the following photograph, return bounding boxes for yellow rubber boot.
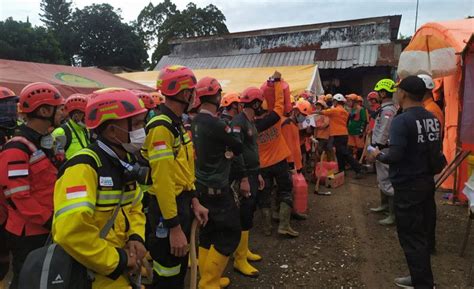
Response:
[198,246,230,289]
[199,248,230,288]
[246,231,262,262]
[233,231,259,277]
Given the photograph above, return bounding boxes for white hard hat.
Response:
[417,74,435,90]
[333,93,347,102]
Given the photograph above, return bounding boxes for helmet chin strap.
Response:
[31,106,57,131]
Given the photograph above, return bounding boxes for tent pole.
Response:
[414,0,420,33]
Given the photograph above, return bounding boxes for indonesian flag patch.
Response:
[7,162,29,177]
[153,141,167,151]
[232,126,241,133]
[66,185,87,200]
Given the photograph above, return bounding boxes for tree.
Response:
[71,4,148,69]
[0,17,64,64]
[137,1,229,67]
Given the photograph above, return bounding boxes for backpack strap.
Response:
[61,123,73,152]
[146,114,180,138]
[7,136,38,154]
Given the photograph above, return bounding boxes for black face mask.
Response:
[254,106,265,116]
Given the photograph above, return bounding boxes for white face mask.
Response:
[121,128,146,154]
[40,134,54,149]
[77,121,86,128]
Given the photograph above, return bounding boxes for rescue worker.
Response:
[369,79,398,226]
[191,77,243,289]
[150,90,165,114]
[371,75,442,289]
[132,90,158,123]
[142,65,208,289]
[347,94,368,160]
[52,94,90,160]
[219,91,240,122]
[367,91,381,133]
[0,82,64,289]
[283,99,310,174]
[256,72,299,238]
[418,74,444,131]
[314,99,333,160]
[53,88,149,289]
[0,86,18,288]
[324,94,333,108]
[319,94,363,178]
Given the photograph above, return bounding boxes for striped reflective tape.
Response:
[8,169,28,177]
[4,185,30,197]
[149,150,174,161]
[153,260,181,277]
[55,201,95,218]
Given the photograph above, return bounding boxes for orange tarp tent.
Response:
[0,59,153,97]
[412,19,474,192]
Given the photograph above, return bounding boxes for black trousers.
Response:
[333,135,361,173]
[7,233,48,289]
[394,180,435,289]
[240,173,259,231]
[147,192,193,289]
[257,160,293,209]
[197,183,241,256]
[0,225,9,280]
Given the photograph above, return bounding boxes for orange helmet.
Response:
[0,86,17,100]
[196,77,222,100]
[324,94,333,102]
[367,91,378,101]
[64,94,88,114]
[86,88,147,129]
[294,99,313,116]
[19,82,63,113]
[356,95,364,103]
[131,90,156,109]
[346,94,358,101]
[240,87,264,104]
[150,91,164,105]
[156,65,197,96]
[220,91,240,108]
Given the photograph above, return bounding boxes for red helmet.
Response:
[65,94,88,114]
[220,92,240,108]
[195,77,222,100]
[356,95,364,103]
[294,99,313,116]
[19,82,63,113]
[150,91,164,105]
[239,87,264,104]
[0,86,17,100]
[346,93,358,101]
[367,91,378,101]
[131,90,156,109]
[156,65,197,96]
[86,88,147,129]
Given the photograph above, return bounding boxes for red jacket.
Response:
[0,126,57,236]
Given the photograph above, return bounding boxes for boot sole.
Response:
[233,268,259,278]
[277,230,299,238]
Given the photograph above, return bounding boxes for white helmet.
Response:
[333,93,346,102]
[417,74,435,90]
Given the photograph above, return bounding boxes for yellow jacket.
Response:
[142,106,195,228]
[52,142,145,289]
[52,119,90,160]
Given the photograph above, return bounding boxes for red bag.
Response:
[292,173,308,214]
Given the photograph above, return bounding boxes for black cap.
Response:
[397,75,427,97]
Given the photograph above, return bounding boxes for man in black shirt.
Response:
[371,75,442,289]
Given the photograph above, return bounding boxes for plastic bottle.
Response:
[155,217,168,238]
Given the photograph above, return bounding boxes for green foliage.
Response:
[70,4,148,69]
[137,0,229,67]
[0,17,64,64]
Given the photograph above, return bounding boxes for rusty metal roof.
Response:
[315,45,379,69]
[155,51,316,70]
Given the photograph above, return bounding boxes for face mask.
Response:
[77,121,86,128]
[296,114,306,123]
[121,128,146,154]
[40,134,54,149]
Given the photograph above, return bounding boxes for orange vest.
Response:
[321,105,349,136]
[423,98,444,131]
[282,118,303,171]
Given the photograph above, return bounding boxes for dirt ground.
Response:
[223,172,474,289]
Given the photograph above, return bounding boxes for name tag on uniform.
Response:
[99,176,114,187]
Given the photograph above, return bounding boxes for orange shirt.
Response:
[321,105,349,136]
[423,98,444,131]
[257,81,291,168]
[282,118,303,171]
[314,114,330,140]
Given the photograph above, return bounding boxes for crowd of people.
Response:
[0,65,445,289]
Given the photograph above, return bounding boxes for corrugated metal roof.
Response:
[315,45,379,69]
[155,51,315,70]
